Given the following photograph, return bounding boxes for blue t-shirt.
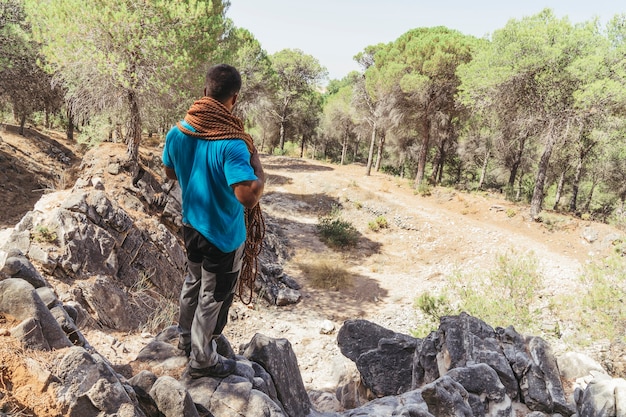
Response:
[162,120,257,253]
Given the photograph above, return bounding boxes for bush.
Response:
[317,214,359,249]
[413,251,544,337]
[368,216,389,232]
[31,225,57,244]
[554,255,626,345]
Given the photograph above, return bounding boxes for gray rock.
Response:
[421,375,473,417]
[0,278,72,350]
[276,287,301,306]
[1,255,49,288]
[356,335,418,396]
[575,374,626,417]
[56,347,144,416]
[128,370,161,417]
[243,333,310,417]
[11,317,50,350]
[150,376,199,417]
[557,352,607,380]
[447,363,512,417]
[337,319,397,362]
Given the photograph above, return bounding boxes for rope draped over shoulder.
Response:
[177,96,265,305]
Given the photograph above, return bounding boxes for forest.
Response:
[1,0,625,226]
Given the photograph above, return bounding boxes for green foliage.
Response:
[536,212,570,231]
[554,255,626,345]
[272,141,300,157]
[415,182,432,197]
[31,225,57,244]
[506,208,517,218]
[412,293,453,337]
[296,257,353,290]
[25,0,228,158]
[368,216,389,232]
[317,211,359,249]
[414,251,544,336]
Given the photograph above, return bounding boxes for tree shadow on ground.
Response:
[0,147,47,228]
[261,155,335,172]
[2,124,81,164]
[266,173,292,187]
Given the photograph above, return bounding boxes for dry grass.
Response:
[295,254,353,291]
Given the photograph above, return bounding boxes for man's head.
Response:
[204,64,241,108]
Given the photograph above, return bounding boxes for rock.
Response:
[356,335,418,396]
[421,375,473,417]
[447,363,512,417]
[576,373,626,417]
[337,319,397,362]
[276,287,301,306]
[582,227,599,243]
[243,333,310,417]
[56,347,143,416]
[0,278,72,350]
[1,255,49,288]
[128,371,161,417]
[557,352,607,380]
[319,320,335,335]
[150,376,199,417]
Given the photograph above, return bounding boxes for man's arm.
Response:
[164,166,178,180]
[232,150,265,209]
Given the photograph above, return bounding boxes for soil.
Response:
[1,123,625,407]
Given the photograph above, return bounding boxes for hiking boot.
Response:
[188,358,236,379]
[177,341,191,358]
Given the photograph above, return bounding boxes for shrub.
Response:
[413,251,544,336]
[317,215,359,249]
[415,182,432,197]
[368,216,389,232]
[554,255,626,345]
[506,208,517,218]
[412,293,453,337]
[31,225,57,244]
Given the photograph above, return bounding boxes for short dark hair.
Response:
[204,64,241,103]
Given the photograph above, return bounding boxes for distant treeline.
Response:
[1,1,624,224]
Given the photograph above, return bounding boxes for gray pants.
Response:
[179,226,243,369]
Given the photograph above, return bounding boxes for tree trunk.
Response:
[19,114,26,136]
[569,148,587,212]
[583,180,597,213]
[414,118,431,187]
[353,134,361,161]
[508,137,526,189]
[374,133,385,172]
[478,149,490,190]
[300,134,306,158]
[340,132,348,165]
[553,171,566,210]
[279,119,286,151]
[125,91,142,163]
[530,132,557,219]
[365,123,376,176]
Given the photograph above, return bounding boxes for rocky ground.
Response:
[1,123,625,405]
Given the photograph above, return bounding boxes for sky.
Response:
[226,0,625,81]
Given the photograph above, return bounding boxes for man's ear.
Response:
[231,92,238,107]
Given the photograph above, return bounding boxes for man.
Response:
[162,64,265,378]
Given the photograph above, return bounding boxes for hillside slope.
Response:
[0,124,624,395]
